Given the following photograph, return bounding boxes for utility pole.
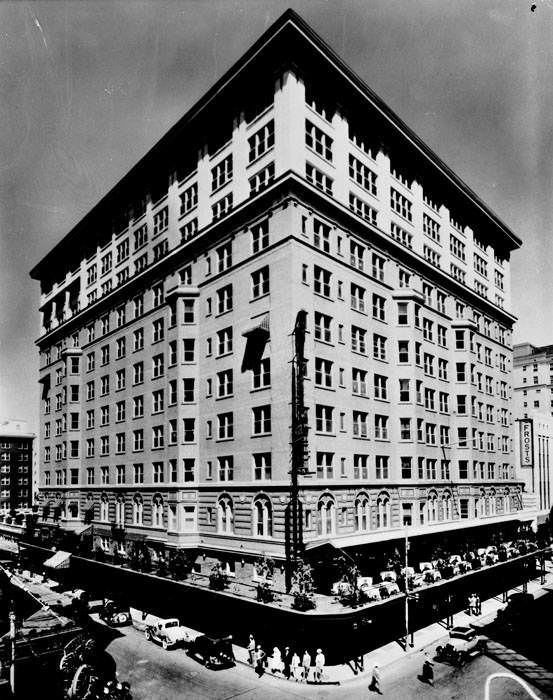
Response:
[404,529,414,649]
[286,310,309,590]
[9,610,16,696]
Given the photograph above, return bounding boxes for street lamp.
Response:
[484,672,541,700]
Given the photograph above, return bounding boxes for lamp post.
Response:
[484,672,541,700]
[9,610,16,696]
[403,528,415,649]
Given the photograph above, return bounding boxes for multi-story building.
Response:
[0,420,35,511]
[513,343,553,417]
[30,10,529,584]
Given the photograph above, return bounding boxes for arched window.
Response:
[479,489,487,517]
[253,495,273,537]
[100,495,109,522]
[504,488,511,513]
[442,492,452,521]
[217,495,234,534]
[152,495,164,528]
[376,492,391,529]
[355,493,370,531]
[427,492,438,523]
[489,489,496,516]
[116,496,125,525]
[133,495,143,525]
[317,494,336,536]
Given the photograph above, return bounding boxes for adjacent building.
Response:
[30,11,530,584]
[0,420,35,511]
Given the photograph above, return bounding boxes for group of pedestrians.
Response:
[247,635,326,683]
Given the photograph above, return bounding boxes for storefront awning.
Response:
[73,524,92,536]
[44,550,71,569]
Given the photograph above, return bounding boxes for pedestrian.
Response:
[254,645,266,677]
[468,593,477,616]
[271,646,283,674]
[247,634,256,664]
[283,646,292,679]
[421,653,434,686]
[314,648,325,683]
[475,593,481,616]
[369,663,382,695]
[291,651,301,682]
[302,649,311,682]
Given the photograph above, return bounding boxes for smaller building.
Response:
[513,343,553,417]
[0,420,35,511]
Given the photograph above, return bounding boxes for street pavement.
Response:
[98,616,550,700]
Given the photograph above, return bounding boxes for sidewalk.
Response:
[232,564,553,687]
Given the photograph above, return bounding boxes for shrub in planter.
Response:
[291,559,316,611]
[256,582,275,603]
[209,561,229,591]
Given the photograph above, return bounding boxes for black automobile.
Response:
[99,600,131,627]
[187,635,235,669]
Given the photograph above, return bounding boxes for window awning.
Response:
[241,315,270,372]
[44,550,71,569]
[39,374,51,399]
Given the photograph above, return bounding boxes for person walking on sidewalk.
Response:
[254,645,266,677]
[468,593,477,616]
[301,650,311,682]
[369,663,382,695]
[271,646,283,674]
[475,593,482,616]
[247,635,256,664]
[314,648,325,683]
[283,646,292,679]
[291,652,301,682]
[421,653,434,687]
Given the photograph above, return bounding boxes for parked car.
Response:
[187,634,235,669]
[144,618,199,650]
[496,592,534,629]
[435,626,487,666]
[99,600,130,627]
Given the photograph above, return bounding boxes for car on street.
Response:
[496,592,534,629]
[435,625,487,666]
[99,600,131,627]
[187,634,235,669]
[145,617,199,650]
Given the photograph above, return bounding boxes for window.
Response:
[350,283,365,313]
[372,294,385,321]
[399,378,410,403]
[373,334,386,360]
[353,410,368,438]
[423,318,434,342]
[152,284,164,308]
[398,341,409,364]
[317,495,336,536]
[375,415,388,440]
[212,192,233,221]
[152,355,164,379]
[252,405,271,435]
[390,222,413,248]
[375,456,389,479]
[183,418,195,442]
[314,266,331,297]
[423,214,440,242]
[305,120,333,161]
[211,155,233,191]
[116,238,129,264]
[349,192,377,225]
[352,368,368,396]
[315,358,333,388]
[424,246,441,267]
[181,217,198,240]
[250,162,275,194]
[180,183,198,215]
[306,163,333,195]
[218,457,234,482]
[248,120,274,162]
[116,369,125,391]
[349,154,377,194]
[217,369,233,398]
[351,326,366,354]
[153,462,164,484]
[217,412,234,440]
[474,253,488,278]
[374,374,388,400]
[314,312,332,342]
[456,363,466,382]
[217,495,234,532]
[217,242,232,272]
[390,188,412,221]
[133,429,143,451]
[251,267,270,298]
[133,295,144,319]
[251,219,269,253]
[217,285,233,314]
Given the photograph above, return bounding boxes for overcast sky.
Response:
[1,0,552,435]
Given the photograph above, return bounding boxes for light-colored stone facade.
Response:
[31,11,529,574]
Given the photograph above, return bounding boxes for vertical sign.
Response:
[519,419,534,467]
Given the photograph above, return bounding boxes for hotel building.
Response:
[30,11,529,582]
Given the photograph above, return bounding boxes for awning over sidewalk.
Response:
[73,524,92,536]
[44,550,71,569]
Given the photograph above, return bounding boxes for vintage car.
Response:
[435,626,487,666]
[187,634,235,669]
[144,618,199,650]
[99,600,131,627]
